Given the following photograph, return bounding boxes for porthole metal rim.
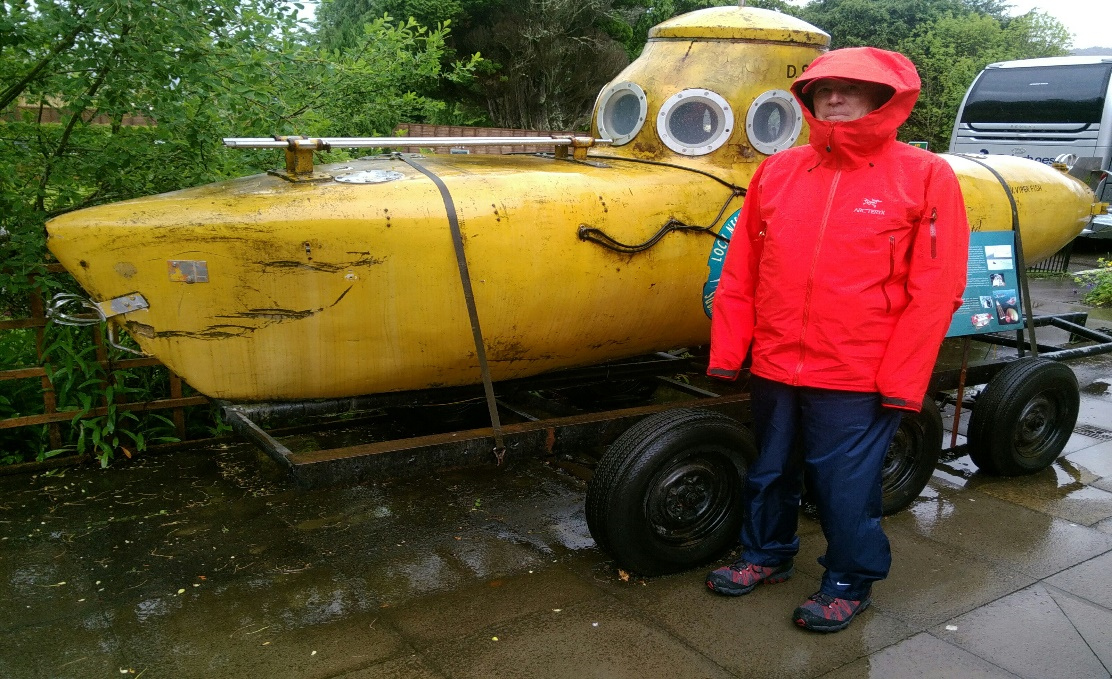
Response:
[657,89,735,157]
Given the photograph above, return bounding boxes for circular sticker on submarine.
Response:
[334,170,404,184]
[702,208,739,318]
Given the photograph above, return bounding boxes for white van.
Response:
[949,56,1112,236]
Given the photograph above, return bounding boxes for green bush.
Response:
[1076,258,1112,308]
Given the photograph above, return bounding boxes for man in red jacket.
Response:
[703,47,969,632]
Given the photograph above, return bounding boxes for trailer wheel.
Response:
[967,358,1079,476]
[585,408,754,576]
[881,398,943,515]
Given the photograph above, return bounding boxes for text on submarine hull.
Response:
[45,6,1105,401]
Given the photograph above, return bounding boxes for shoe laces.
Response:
[808,592,838,607]
[729,559,756,573]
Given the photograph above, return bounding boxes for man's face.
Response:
[811,79,887,122]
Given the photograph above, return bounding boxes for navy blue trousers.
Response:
[740,375,901,600]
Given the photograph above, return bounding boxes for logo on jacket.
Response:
[854,197,886,215]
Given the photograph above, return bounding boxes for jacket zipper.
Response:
[929,207,938,259]
[883,236,894,313]
[794,170,841,384]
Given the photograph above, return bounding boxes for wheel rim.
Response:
[1013,392,1064,461]
[644,451,738,547]
[883,422,921,494]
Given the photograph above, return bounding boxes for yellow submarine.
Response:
[45,3,1106,401]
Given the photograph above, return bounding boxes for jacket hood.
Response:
[790,47,921,168]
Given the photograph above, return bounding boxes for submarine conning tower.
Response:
[590,5,830,174]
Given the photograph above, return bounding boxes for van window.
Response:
[960,63,1112,125]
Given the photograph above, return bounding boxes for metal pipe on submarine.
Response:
[45,6,1107,402]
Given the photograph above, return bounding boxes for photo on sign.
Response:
[979,295,993,309]
[984,245,1013,259]
[971,313,992,328]
[987,258,1013,271]
[993,289,1020,325]
[990,273,1006,287]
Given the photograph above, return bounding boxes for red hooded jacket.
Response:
[708,47,969,412]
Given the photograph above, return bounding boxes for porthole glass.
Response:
[595,82,648,146]
[657,90,734,156]
[745,90,803,155]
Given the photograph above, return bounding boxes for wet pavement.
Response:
[3,276,1112,678]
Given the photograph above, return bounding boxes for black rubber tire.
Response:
[585,408,755,576]
[881,398,943,515]
[967,358,1079,476]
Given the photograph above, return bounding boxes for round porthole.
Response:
[596,81,648,146]
[745,90,803,155]
[657,90,734,156]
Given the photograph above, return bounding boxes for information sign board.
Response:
[946,231,1023,338]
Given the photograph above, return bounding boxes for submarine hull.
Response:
[46,154,732,400]
[945,154,1095,263]
[45,152,1095,401]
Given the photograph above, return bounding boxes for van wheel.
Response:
[882,398,943,515]
[967,358,1079,476]
[585,409,754,576]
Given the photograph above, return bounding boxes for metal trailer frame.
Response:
[223,312,1112,490]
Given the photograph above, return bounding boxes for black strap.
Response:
[946,154,1039,358]
[400,155,506,462]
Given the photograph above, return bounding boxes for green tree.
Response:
[315,0,634,130]
[454,0,629,129]
[315,0,470,53]
[316,16,481,135]
[611,0,738,59]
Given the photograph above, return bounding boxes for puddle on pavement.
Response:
[933,452,1112,526]
[1080,379,1111,396]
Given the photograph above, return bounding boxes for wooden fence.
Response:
[1,104,153,126]
[0,265,208,458]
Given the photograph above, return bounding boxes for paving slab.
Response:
[1045,550,1112,610]
[596,567,916,679]
[1066,440,1112,480]
[887,480,1112,579]
[817,632,1021,679]
[335,654,449,679]
[933,456,1112,527]
[423,597,736,679]
[932,584,1112,679]
[383,567,601,647]
[0,612,122,679]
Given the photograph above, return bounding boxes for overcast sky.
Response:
[1009,0,1109,49]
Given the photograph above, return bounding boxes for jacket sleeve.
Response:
[875,159,969,411]
[707,162,768,380]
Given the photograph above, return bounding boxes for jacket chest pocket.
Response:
[828,220,911,260]
[826,221,912,312]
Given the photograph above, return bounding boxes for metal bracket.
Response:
[46,292,150,356]
[49,292,148,324]
[95,293,149,318]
